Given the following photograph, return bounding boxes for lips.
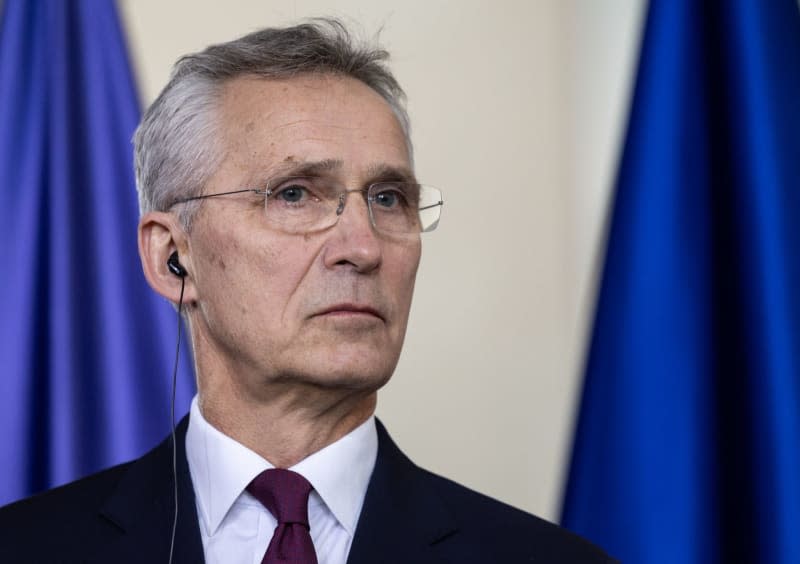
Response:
[314,303,384,321]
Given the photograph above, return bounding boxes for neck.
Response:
[187,315,384,467]
[196,374,377,469]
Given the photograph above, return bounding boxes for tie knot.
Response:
[247,468,313,526]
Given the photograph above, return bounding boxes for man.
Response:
[0,19,614,563]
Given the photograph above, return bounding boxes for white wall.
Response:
[119,0,645,521]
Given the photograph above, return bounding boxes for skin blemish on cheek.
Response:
[206,250,227,272]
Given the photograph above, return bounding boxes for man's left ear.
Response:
[138,211,198,305]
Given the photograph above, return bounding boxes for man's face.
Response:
[185,74,420,394]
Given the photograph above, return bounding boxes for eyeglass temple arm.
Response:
[172,188,261,205]
[419,201,443,211]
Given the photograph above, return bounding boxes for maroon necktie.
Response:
[247,469,319,564]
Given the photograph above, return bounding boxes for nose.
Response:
[323,191,382,273]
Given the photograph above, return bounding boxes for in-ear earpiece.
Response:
[167,251,187,278]
[166,249,187,564]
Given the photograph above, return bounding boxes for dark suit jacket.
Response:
[0,417,614,563]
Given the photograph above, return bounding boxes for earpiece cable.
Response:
[168,278,185,564]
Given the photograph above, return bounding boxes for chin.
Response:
[289,349,398,392]
[324,370,391,392]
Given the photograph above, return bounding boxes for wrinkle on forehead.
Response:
[219,73,404,133]
[268,119,320,133]
[261,159,416,186]
[214,74,412,187]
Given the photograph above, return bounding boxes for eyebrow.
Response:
[365,163,417,184]
[276,158,343,178]
[266,159,417,185]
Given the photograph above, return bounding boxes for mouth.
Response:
[314,303,385,321]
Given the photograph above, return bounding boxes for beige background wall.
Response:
[119,0,645,522]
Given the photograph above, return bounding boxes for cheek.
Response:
[194,238,317,348]
[245,238,325,325]
[388,243,421,308]
[192,225,276,307]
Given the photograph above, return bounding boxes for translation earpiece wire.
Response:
[168,277,185,564]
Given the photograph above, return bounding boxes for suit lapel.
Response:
[98,417,205,564]
[92,416,457,563]
[347,420,458,564]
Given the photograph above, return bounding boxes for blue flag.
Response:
[562,1,800,563]
[0,0,195,506]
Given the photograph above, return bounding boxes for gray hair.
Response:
[133,18,411,228]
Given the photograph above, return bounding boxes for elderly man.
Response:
[0,19,613,564]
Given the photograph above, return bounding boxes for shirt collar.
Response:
[186,396,377,537]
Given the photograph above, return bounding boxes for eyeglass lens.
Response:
[263,177,442,235]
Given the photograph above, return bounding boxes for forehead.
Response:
[213,74,411,179]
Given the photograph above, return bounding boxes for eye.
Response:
[374,190,399,208]
[276,184,307,203]
[268,177,322,205]
[372,183,413,209]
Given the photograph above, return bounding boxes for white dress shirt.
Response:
[185,397,378,564]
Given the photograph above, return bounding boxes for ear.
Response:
[138,212,198,305]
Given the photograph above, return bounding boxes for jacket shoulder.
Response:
[0,461,132,520]
[419,467,615,563]
[0,462,134,557]
[0,419,201,564]
[368,420,616,563]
